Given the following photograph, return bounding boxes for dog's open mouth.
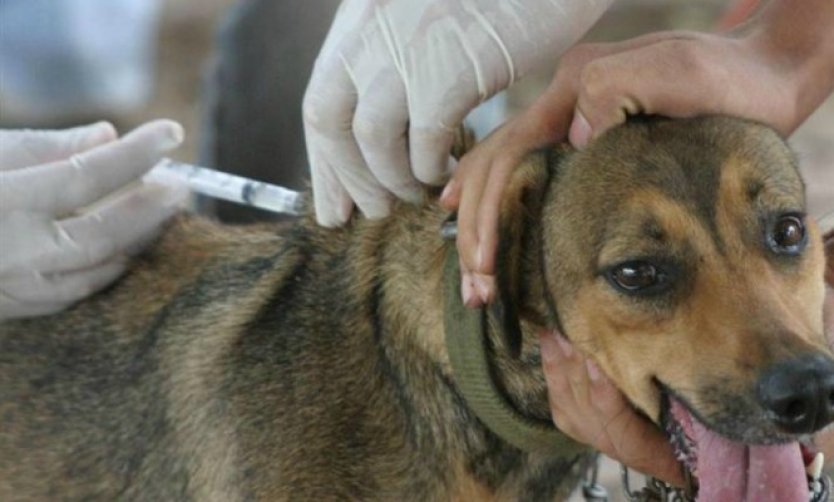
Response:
[662,394,825,501]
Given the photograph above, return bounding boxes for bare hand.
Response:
[539,331,685,486]
[442,3,834,306]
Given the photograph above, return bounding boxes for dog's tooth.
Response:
[807,452,824,481]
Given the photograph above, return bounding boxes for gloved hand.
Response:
[0,120,188,320]
[303,0,613,226]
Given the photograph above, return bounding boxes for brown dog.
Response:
[1,116,832,501]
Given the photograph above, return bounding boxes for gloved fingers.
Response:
[353,74,423,204]
[0,121,117,171]
[0,120,183,217]
[309,155,355,228]
[304,58,367,225]
[330,145,394,220]
[409,113,467,187]
[304,62,394,222]
[52,181,188,272]
[2,181,187,276]
[0,257,127,319]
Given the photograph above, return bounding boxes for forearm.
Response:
[742,0,834,130]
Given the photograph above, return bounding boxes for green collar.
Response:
[442,247,588,457]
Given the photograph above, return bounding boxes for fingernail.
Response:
[358,199,391,220]
[168,121,185,144]
[473,274,493,304]
[476,245,484,271]
[440,180,457,203]
[398,185,425,205]
[88,121,117,142]
[554,333,574,358]
[154,120,185,150]
[568,110,592,149]
[586,359,601,382]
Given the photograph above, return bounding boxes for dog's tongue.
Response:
[672,400,807,501]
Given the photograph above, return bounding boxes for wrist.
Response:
[741,6,834,133]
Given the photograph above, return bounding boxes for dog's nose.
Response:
[757,354,834,434]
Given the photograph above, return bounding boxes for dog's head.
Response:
[501,116,832,499]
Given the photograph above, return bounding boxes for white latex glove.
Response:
[0,120,188,320]
[303,0,614,226]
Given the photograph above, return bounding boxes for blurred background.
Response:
[1,0,830,221]
[1,0,832,499]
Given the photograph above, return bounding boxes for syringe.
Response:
[147,158,306,216]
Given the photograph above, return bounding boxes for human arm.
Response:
[442,0,834,307]
[0,120,188,320]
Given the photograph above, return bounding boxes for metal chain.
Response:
[581,454,609,501]
[810,474,831,502]
[619,463,831,502]
[620,465,694,502]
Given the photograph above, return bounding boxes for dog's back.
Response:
[0,220,295,499]
[1,208,584,501]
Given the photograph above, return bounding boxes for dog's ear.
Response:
[491,148,558,357]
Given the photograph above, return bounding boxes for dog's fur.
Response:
[1,117,832,501]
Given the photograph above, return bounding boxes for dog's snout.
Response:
[757,354,834,434]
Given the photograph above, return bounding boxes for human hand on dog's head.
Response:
[441,0,834,307]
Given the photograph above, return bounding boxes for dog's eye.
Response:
[606,261,670,295]
[768,214,806,255]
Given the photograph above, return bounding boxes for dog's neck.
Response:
[369,163,561,427]
[351,178,585,493]
[441,237,587,459]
